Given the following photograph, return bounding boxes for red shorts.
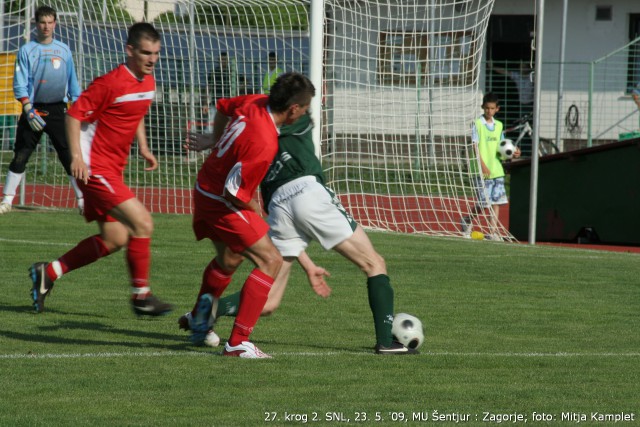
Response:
[192,189,269,254]
[79,174,135,222]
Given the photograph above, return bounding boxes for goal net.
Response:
[0,0,511,240]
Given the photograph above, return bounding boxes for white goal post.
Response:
[0,0,512,240]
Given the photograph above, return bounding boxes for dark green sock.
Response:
[215,291,241,317]
[367,274,394,347]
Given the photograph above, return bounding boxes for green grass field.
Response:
[0,210,638,426]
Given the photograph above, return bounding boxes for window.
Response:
[595,6,612,21]
[378,31,476,87]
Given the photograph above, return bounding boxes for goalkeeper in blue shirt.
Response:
[0,5,83,214]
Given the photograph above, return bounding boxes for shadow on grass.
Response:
[0,303,112,317]
[0,312,209,352]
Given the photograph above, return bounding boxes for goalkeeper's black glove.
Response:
[23,102,46,132]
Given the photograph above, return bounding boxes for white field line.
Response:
[0,237,74,247]
[1,350,639,360]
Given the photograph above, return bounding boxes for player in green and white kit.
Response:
[204,113,417,355]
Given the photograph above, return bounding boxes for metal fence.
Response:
[487,37,640,155]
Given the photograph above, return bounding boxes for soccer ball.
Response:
[499,139,516,160]
[392,313,424,349]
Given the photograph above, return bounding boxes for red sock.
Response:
[46,235,110,281]
[127,237,151,299]
[228,269,274,346]
[191,259,234,314]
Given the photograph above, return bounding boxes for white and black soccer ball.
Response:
[392,313,424,349]
[498,139,516,160]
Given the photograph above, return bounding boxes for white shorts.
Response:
[267,176,357,257]
[471,176,508,208]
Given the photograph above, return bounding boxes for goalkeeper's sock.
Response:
[127,237,151,298]
[216,292,241,317]
[191,259,234,314]
[67,175,84,200]
[47,235,110,281]
[228,269,273,346]
[2,171,24,202]
[367,274,395,347]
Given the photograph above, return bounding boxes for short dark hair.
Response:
[482,92,500,106]
[268,52,277,59]
[35,5,57,22]
[126,22,160,49]
[268,72,315,113]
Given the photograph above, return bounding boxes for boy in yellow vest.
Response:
[461,92,520,239]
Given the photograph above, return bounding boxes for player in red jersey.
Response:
[29,22,172,316]
[185,72,315,358]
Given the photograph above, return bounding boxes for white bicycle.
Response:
[505,114,560,157]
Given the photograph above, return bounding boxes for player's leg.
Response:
[331,226,400,348]
[282,180,412,353]
[224,234,282,357]
[185,242,243,347]
[29,220,122,313]
[334,229,415,354]
[1,118,42,212]
[214,257,294,318]
[187,254,293,349]
[43,103,84,211]
[461,175,485,236]
[490,204,500,234]
[108,197,172,315]
[486,177,508,240]
[194,245,243,313]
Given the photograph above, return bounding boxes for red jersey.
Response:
[196,94,279,204]
[67,64,155,176]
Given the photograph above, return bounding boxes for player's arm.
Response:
[65,114,88,184]
[136,118,158,171]
[470,123,490,176]
[184,109,231,152]
[13,48,46,131]
[13,47,31,101]
[297,250,331,298]
[66,53,82,102]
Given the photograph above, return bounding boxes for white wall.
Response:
[492,0,640,142]
[494,0,638,63]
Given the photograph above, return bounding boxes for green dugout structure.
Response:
[509,138,640,246]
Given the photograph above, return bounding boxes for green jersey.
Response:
[261,114,324,209]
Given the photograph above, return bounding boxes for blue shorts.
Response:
[472,176,508,208]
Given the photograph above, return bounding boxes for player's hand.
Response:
[513,147,522,159]
[140,148,159,171]
[70,157,89,184]
[306,265,332,298]
[184,132,214,152]
[23,102,46,132]
[481,163,491,178]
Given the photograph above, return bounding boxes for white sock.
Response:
[68,175,84,200]
[2,171,24,204]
